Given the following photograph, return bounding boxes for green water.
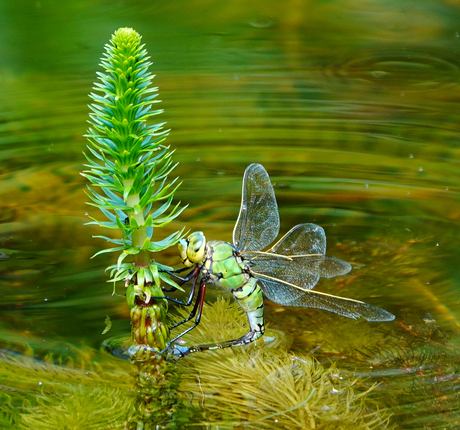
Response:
[1,0,460,428]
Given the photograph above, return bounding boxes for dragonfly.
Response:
[165,163,394,357]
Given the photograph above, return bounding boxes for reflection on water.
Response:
[1,0,460,427]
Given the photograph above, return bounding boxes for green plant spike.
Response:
[81,27,186,361]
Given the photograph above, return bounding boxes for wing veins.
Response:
[252,271,366,305]
[245,250,324,261]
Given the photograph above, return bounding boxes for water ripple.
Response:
[324,49,460,90]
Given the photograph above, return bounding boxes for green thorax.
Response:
[203,240,249,290]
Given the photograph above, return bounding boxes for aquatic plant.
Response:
[81,27,188,426]
[0,301,394,429]
[0,347,134,429]
[81,27,186,357]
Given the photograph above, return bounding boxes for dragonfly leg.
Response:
[168,274,202,328]
[149,266,200,304]
[161,286,181,293]
[159,266,191,275]
[161,267,200,292]
[166,267,199,284]
[169,266,193,274]
[160,279,207,354]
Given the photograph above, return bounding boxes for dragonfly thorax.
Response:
[202,241,250,290]
[178,231,207,267]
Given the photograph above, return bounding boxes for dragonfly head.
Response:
[178,231,207,267]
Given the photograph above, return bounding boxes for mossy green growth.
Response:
[0,302,394,429]
[0,347,135,429]
[81,27,187,356]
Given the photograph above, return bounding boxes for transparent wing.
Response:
[268,223,326,256]
[232,163,280,253]
[249,253,352,292]
[256,274,395,322]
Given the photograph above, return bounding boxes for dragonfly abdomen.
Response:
[232,277,265,340]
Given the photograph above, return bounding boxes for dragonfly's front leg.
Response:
[161,266,200,293]
[151,266,200,306]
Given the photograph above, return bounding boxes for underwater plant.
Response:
[81,27,186,358]
[0,301,396,429]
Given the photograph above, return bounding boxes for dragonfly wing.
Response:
[250,253,351,291]
[233,163,280,253]
[256,275,394,322]
[316,256,352,278]
[268,223,326,256]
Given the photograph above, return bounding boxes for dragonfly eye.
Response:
[187,231,206,264]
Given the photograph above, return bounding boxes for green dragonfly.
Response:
[166,163,394,357]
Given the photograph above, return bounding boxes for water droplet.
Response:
[249,16,273,28]
[423,314,436,323]
[371,70,387,78]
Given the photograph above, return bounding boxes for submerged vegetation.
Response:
[0,299,397,429]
